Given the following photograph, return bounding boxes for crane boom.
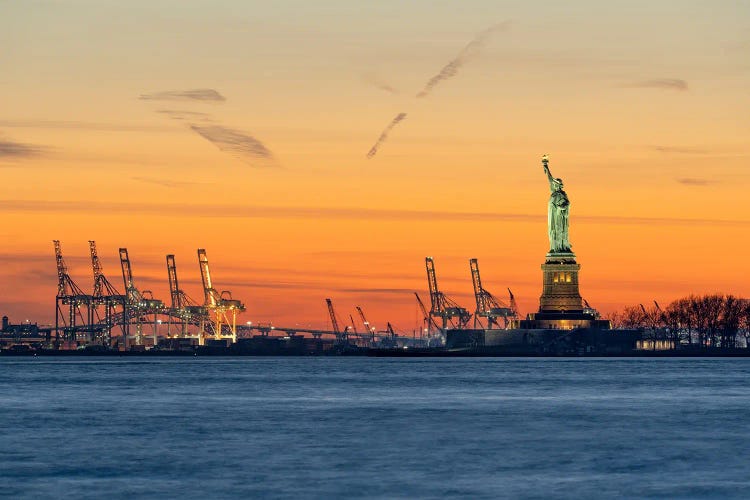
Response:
[414,292,439,333]
[508,288,518,316]
[53,240,73,297]
[386,322,396,339]
[90,241,103,297]
[166,255,182,309]
[119,248,140,303]
[469,258,486,315]
[425,257,440,311]
[355,306,371,334]
[326,298,340,334]
[197,248,218,307]
[88,241,121,298]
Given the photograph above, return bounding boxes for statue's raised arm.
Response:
[542,154,555,188]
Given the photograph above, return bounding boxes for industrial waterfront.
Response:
[0,155,750,356]
[2,155,749,357]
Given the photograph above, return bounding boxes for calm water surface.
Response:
[1,357,749,499]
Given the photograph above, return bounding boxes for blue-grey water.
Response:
[2,357,749,499]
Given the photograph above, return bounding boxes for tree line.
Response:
[610,294,750,348]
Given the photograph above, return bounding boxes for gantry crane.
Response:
[425,257,471,330]
[508,288,519,317]
[166,254,208,338]
[415,292,440,340]
[119,248,164,347]
[198,249,245,343]
[386,322,397,343]
[370,321,398,348]
[89,240,128,346]
[325,298,349,345]
[469,258,515,329]
[355,305,375,347]
[349,314,359,344]
[53,240,92,347]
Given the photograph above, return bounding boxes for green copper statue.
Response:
[542,155,572,253]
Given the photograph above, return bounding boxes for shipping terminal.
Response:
[1,156,742,356]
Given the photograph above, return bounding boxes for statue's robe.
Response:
[548,189,571,253]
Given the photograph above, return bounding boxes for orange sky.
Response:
[1,1,748,332]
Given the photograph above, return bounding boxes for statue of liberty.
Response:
[542,155,572,253]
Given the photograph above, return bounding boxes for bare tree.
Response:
[719,295,743,348]
[740,299,750,348]
[615,294,749,350]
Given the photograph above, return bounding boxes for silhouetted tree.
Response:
[740,299,750,348]
[615,294,748,349]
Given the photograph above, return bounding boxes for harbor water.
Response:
[2,357,749,498]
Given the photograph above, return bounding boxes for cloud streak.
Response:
[651,145,708,154]
[365,22,507,157]
[676,177,712,186]
[625,79,688,91]
[139,90,273,165]
[139,89,227,102]
[0,120,175,132]
[416,22,509,98]
[0,138,44,159]
[2,200,748,227]
[189,125,275,166]
[366,112,407,159]
[131,176,201,188]
[362,73,398,94]
[155,110,213,122]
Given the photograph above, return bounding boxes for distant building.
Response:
[0,315,51,346]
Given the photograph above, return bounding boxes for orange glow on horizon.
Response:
[1,1,748,330]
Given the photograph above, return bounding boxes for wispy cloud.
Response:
[131,176,201,188]
[650,145,709,154]
[625,79,688,91]
[139,89,227,102]
[2,200,748,227]
[155,110,213,122]
[0,138,45,159]
[676,177,712,186]
[416,22,510,98]
[366,112,407,159]
[362,73,398,94]
[0,120,176,132]
[365,23,507,157]
[138,90,273,165]
[189,125,275,166]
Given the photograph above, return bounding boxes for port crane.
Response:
[89,240,128,346]
[415,292,440,342]
[469,258,515,329]
[119,248,164,346]
[198,248,245,343]
[53,240,92,347]
[508,288,519,317]
[425,257,471,330]
[325,298,350,345]
[355,305,375,347]
[166,254,208,338]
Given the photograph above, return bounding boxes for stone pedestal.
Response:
[539,252,583,313]
[513,250,610,330]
